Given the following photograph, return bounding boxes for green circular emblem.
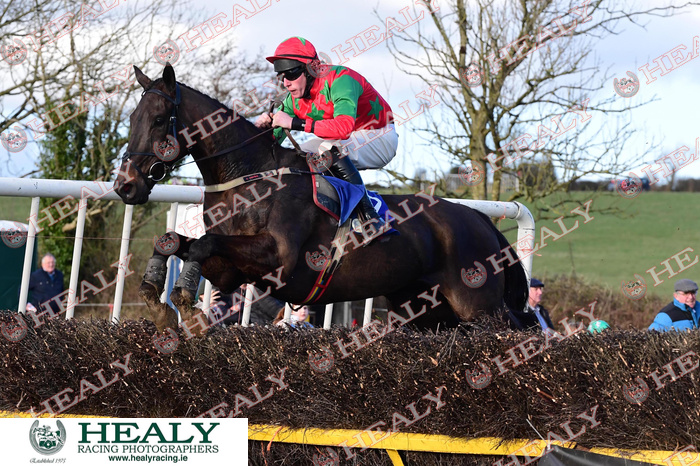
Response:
[29,420,66,455]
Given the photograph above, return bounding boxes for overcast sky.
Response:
[2,0,699,184]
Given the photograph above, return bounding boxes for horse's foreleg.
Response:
[170,233,287,336]
[140,231,192,332]
[170,260,201,322]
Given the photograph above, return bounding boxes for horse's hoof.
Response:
[170,286,195,320]
[139,281,162,307]
[153,303,179,332]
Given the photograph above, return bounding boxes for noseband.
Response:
[122,83,186,182]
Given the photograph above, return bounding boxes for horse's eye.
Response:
[154,117,165,126]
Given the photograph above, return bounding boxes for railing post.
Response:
[283,302,293,324]
[241,284,254,327]
[160,202,179,303]
[66,198,87,319]
[17,197,40,314]
[111,204,133,323]
[202,280,213,320]
[323,303,333,329]
[362,298,374,326]
[513,201,536,283]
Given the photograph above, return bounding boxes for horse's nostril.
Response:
[122,183,132,194]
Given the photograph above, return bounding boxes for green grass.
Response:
[0,196,32,223]
[500,191,700,300]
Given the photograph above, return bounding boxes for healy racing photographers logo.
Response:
[622,377,650,405]
[312,447,340,466]
[153,39,181,66]
[305,245,331,272]
[1,227,28,249]
[306,52,333,79]
[461,261,487,289]
[29,420,66,455]
[153,327,180,354]
[613,71,640,98]
[621,274,647,300]
[306,150,333,173]
[465,362,492,389]
[308,347,335,374]
[1,125,28,153]
[1,314,29,343]
[615,174,643,199]
[1,38,28,65]
[458,161,485,186]
[460,62,484,88]
[153,135,180,162]
[153,231,180,256]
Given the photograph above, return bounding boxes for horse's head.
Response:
[114,64,188,204]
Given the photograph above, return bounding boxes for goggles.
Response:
[278,66,305,82]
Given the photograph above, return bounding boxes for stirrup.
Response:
[352,215,386,246]
[352,218,363,234]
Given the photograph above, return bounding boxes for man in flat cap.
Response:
[508,278,555,332]
[649,279,699,331]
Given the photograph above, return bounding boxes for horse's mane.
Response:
[147,78,263,134]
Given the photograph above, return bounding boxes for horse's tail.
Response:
[479,212,528,312]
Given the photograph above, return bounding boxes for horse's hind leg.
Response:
[140,231,191,332]
[385,283,461,330]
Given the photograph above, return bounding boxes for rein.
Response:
[122,82,287,182]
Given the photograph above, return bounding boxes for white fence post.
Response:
[111,204,134,323]
[66,198,87,319]
[160,202,179,304]
[17,197,40,314]
[241,284,254,327]
[323,303,334,329]
[362,298,374,326]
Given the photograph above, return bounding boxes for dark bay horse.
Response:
[113,64,527,334]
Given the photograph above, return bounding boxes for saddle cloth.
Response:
[311,174,398,236]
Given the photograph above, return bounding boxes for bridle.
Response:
[122,82,278,183]
[122,83,186,182]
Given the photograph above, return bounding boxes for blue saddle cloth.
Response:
[322,176,398,235]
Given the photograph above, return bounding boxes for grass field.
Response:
[499,191,700,300]
[2,189,698,303]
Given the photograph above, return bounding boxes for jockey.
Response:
[255,36,398,230]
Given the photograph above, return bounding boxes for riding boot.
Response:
[325,149,386,234]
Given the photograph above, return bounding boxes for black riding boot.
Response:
[325,150,386,233]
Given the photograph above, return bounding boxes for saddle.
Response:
[310,170,397,238]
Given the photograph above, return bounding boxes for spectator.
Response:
[508,278,555,332]
[28,254,65,314]
[649,279,698,332]
[274,305,314,328]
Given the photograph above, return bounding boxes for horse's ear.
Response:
[163,63,176,93]
[134,66,151,89]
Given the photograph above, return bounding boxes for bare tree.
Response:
[382,0,695,218]
[0,0,273,295]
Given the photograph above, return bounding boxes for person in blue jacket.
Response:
[649,279,699,331]
[27,253,65,314]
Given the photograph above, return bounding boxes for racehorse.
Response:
[113,64,527,334]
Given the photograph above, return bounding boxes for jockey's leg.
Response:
[301,125,399,231]
[325,146,385,230]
